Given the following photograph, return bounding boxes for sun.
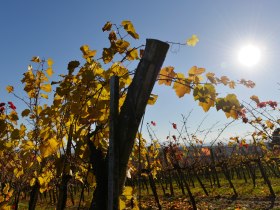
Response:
[238,44,261,67]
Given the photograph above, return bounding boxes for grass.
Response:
[8,173,280,209]
[138,173,280,209]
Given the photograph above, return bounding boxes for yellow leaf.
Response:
[250,95,260,104]
[3,183,9,194]
[158,66,176,86]
[219,76,229,85]
[206,72,217,84]
[6,85,14,93]
[186,34,199,46]
[115,40,130,53]
[119,199,126,210]
[40,138,59,158]
[102,21,112,31]
[147,94,158,105]
[229,81,235,89]
[225,109,238,119]
[266,120,274,129]
[21,109,30,117]
[38,177,44,185]
[121,20,139,39]
[102,48,114,64]
[87,172,96,186]
[40,93,48,99]
[14,168,24,178]
[8,111,18,123]
[46,68,53,77]
[188,66,205,75]
[80,45,96,60]
[37,156,42,163]
[22,140,34,150]
[173,73,191,98]
[31,56,41,63]
[41,84,52,92]
[122,186,133,196]
[5,141,13,148]
[19,124,26,137]
[30,178,36,186]
[47,58,53,67]
[126,48,139,60]
[1,204,12,210]
[199,100,214,112]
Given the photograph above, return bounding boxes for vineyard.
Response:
[1,20,280,210]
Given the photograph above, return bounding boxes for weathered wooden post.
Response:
[117,39,169,193]
[108,76,120,210]
[89,39,169,209]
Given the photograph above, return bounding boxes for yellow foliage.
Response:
[126,48,139,60]
[47,58,53,67]
[30,178,36,186]
[41,84,52,92]
[206,72,217,84]
[13,168,24,178]
[31,56,41,63]
[266,120,274,129]
[22,140,35,150]
[173,73,191,98]
[121,20,139,39]
[3,183,9,194]
[147,94,158,105]
[102,21,112,31]
[158,66,176,86]
[186,35,199,46]
[188,66,205,75]
[39,138,59,158]
[87,172,96,187]
[40,93,48,99]
[80,45,96,61]
[250,95,260,104]
[46,68,54,77]
[6,86,14,93]
[115,40,130,53]
[102,48,114,64]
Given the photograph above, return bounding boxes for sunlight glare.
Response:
[238,44,261,67]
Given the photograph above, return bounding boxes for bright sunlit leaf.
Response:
[186,35,199,46]
[41,84,52,92]
[47,58,53,67]
[46,68,54,77]
[121,20,139,39]
[158,66,176,86]
[6,85,14,93]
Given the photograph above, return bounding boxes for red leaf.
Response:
[151,121,156,126]
[172,123,177,129]
[8,101,16,110]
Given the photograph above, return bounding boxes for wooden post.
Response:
[89,39,169,209]
[117,39,169,192]
[108,76,120,210]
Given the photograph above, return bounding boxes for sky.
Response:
[1,1,280,145]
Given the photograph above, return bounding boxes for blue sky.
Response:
[1,1,280,144]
